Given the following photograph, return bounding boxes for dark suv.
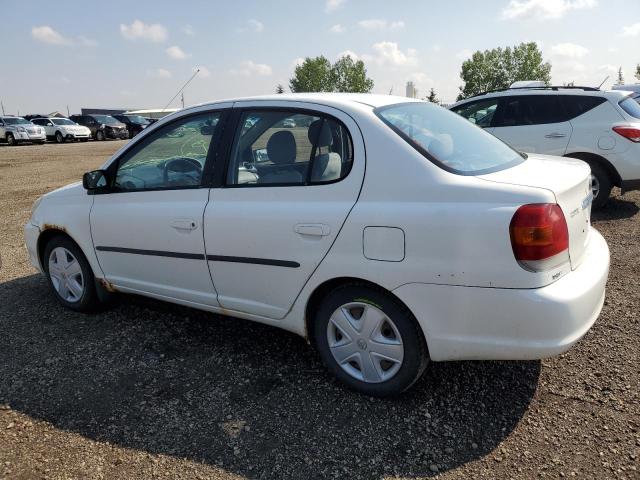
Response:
[69,114,128,141]
[112,114,151,138]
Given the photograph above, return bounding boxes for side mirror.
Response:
[83,170,109,191]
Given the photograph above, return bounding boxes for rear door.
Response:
[492,94,572,155]
[203,102,365,319]
[449,97,500,134]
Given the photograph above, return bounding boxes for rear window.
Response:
[376,102,524,175]
[619,97,640,119]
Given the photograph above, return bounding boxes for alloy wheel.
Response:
[590,174,600,199]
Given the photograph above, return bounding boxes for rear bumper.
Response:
[24,222,42,273]
[393,228,610,361]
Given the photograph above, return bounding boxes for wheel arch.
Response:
[563,151,621,187]
[37,227,84,273]
[304,276,427,349]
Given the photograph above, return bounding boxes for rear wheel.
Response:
[43,236,99,312]
[96,130,105,141]
[588,162,612,209]
[6,133,15,146]
[55,131,64,143]
[313,284,429,397]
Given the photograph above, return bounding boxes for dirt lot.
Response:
[0,141,638,479]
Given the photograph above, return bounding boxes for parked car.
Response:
[69,114,128,141]
[112,114,151,138]
[31,117,91,143]
[25,94,609,396]
[450,85,640,208]
[0,116,46,145]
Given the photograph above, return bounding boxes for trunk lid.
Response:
[478,154,593,270]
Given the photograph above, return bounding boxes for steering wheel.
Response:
[163,157,202,185]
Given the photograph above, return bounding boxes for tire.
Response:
[55,131,64,143]
[588,162,612,209]
[6,133,15,146]
[313,284,429,397]
[43,235,99,312]
[96,130,105,141]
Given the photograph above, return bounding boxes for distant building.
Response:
[406,81,418,98]
[81,107,129,116]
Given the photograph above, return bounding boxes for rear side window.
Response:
[495,95,565,127]
[559,95,606,120]
[450,98,499,128]
[376,102,524,175]
[618,97,640,119]
[227,110,353,186]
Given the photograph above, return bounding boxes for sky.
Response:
[3,0,640,115]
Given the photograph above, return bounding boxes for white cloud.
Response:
[166,45,191,60]
[337,50,359,60]
[358,19,405,30]
[502,0,597,20]
[32,25,72,45]
[183,24,195,36]
[31,26,97,47]
[329,24,346,33]
[248,19,264,32]
[597,64,618,73]
[120,20,167,43]
[550,42,589,58]
[147,68,172,79]
[291,57,306,69]
[409,72,433,85]
[230,60,273,76]
[195,66,211,78]
[456,49,473,60]
[325,0,346,13]
[362,42,418,67]
[621,22,640,37]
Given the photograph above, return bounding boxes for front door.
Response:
[203,103,365,319]
[90,107,228,306]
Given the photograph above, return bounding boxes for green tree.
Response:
[425,88,439,104]
[457,42,551,100]
[330,55,374,93]
[617,67,624,85]
[636,64,640,81]
[289,55,374,93]
[275,84,285,94]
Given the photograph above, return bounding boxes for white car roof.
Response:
[450,87,631,108]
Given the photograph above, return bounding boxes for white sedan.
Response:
[24,94,609,396]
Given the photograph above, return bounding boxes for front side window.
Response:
[227,110,353,186]
[495,95,565,127]
[376,102,524,175]
[450,98,499,128]
[114,112,220,191]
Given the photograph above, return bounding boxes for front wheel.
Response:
[43,236,99,312]
[6,133,16,146]
[313,284,429,397]
[55,131,64,143]
[95,130,105,141]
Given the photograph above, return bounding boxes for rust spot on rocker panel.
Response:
[99,278,118,293]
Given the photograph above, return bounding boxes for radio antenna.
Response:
[597,75,609,90]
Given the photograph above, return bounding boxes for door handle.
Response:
[294,223,331,237]
[171,218,198,231]
[544,132,567,138]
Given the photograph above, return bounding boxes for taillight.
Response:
[613,126,640,143]
[509,204,569,272]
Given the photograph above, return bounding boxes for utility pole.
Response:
[67,105,70,117]
[181,91,185,109]
[0,100,5,115]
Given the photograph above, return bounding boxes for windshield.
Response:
[92,115,119,124]
[52,118,76,126]
[3,117,31,125]
[375,102,525,175]
[126,115,149,125]
[619,97,640,119]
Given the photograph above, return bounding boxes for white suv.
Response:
[0,116,46,145]
[31,117,91,143]
[450,86,640,208]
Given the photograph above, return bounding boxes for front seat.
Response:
[308,120,341,182]
[260,131,302,184]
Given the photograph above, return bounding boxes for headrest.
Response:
[308,120,333,148]
[267,131,296,165]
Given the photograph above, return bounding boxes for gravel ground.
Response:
[0,141,638,479]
